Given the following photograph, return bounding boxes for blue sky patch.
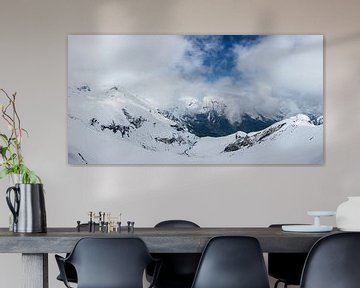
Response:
[183,35,264,82]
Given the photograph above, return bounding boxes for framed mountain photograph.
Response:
[68,35,323,164]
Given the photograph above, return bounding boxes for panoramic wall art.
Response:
[68,35,323,164]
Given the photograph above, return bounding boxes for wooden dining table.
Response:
[0,226,339,288]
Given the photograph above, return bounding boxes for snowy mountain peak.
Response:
[68,85,323,164]
[312,115,323,125]
[222,113,322,154]
[289,114,311,123]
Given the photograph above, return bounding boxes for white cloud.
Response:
[68,35,207,107]
[68,35,323,120]
[69,35,190,86]
[232,35,323,118]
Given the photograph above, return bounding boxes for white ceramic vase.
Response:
[336,197,360,231]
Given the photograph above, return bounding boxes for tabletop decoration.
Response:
[282,211,335,233]
[0,88,46,233]
[336,197,360,231]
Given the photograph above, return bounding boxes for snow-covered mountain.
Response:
[68,85,198,164]
[68,85,323,164]
[158,100,278,137]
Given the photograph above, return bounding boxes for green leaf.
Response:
[10,153,17,160]
[28,171,40,184]
[21,128,29,137]
[1,146,8,158]
[0,168,9,179]
[18,164,41,184]
[0,133,8,142]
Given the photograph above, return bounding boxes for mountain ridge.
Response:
[68,85,323,164]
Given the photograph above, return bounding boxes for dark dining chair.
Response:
[56,223,99,284]
[55,237,160,288]
[191,236,270,288]
[146,220,201,288]
[268,224,308,288]
[300,232,360,288]
[56,262,77,284]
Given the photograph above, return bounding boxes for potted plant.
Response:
[0,89,40,183]
[0,88,46,233]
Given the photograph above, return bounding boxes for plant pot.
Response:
[6,183,47,233]
[336,196,360,231]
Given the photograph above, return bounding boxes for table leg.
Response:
[22,253,48,288]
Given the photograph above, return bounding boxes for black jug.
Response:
[6,183,47,233]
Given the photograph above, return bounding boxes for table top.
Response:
[0,227,339,254]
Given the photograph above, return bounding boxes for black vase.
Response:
[6,183,47,233]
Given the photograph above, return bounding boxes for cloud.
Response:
[232,35,323,118]
[69,35,191,87]
[68,35,323,120]
[68,35,206,107]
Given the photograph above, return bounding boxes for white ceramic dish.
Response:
[307,211,336,217]
[282,225,333,233]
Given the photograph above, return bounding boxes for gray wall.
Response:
[0,0,360,287]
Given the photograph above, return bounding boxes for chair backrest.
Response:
[155,220,200,228]
[300,232,360,288]
[150,220,201,287]
[191,236,270,288]
[67,237,154,288]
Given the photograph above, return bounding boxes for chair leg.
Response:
[274,280,289,288]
